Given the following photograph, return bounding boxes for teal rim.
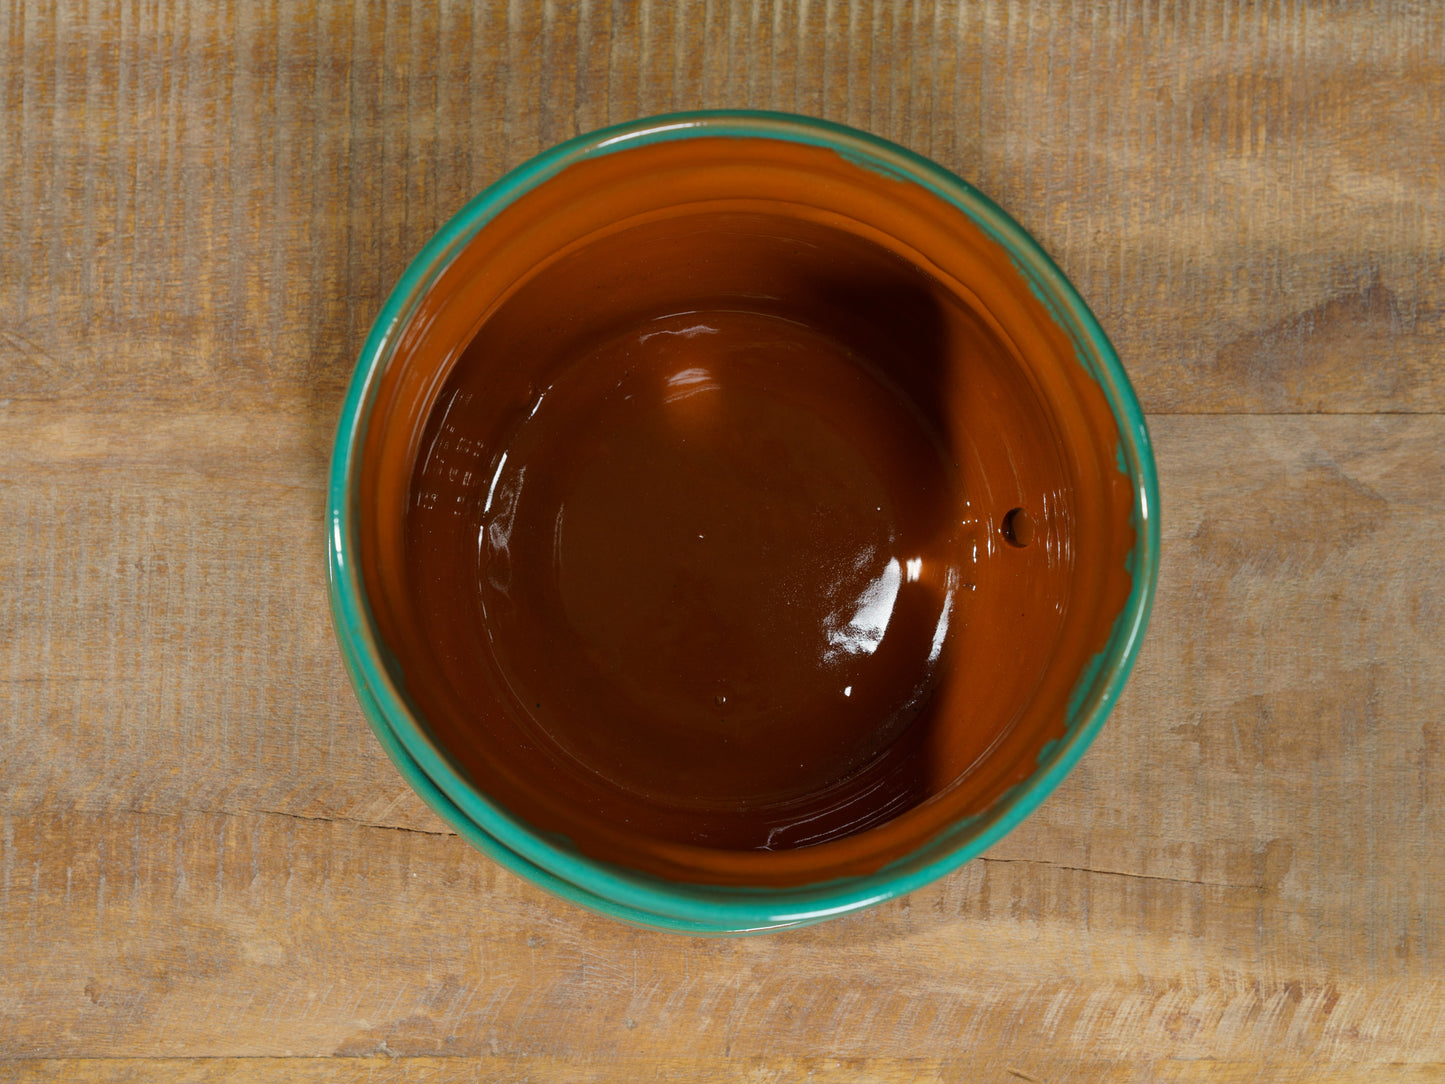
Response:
[326,110,1161,933]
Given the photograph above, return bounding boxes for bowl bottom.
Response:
[389,204,1097,875]
[470,305,961,835]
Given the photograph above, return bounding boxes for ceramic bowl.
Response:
[327,111,1159,933]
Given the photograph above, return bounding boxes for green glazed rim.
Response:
[327,110,1161,934]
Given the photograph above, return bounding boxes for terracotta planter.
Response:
[328,112,1159,933]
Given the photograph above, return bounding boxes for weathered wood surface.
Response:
[2,2,1442,1080]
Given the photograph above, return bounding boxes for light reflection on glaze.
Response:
[928,567,958,664]
[640,321,721,344]
[824,556,902,661]
[483,450,508,514]
[482,464,524,594]
[662,366,721,402]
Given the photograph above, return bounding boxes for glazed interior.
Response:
[357,137,1135,886]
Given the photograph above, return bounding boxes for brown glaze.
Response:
[357,137,1136,885]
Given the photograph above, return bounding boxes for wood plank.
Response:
[3,1057,1445,1084]
[1,2,1441,419]
[2,416,1442,1062]
[3,809,1445,1065]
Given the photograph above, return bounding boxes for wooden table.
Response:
[3,2,1442,1080]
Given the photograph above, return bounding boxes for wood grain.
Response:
[7,1057,1443,1083]
[2,0,1443,1079]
